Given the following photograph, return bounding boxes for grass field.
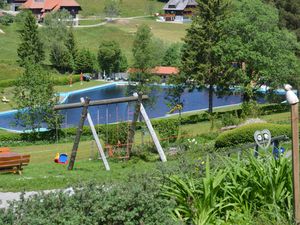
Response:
[0,24,23,81]
[77,0,164,17]
[0,110,291,191]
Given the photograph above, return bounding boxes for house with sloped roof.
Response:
[9,0,81,20]
[161,0,197,22]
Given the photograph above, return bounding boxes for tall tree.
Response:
[265,0,300,41]
[50,42,74,73]
[75,48,96,73]
[44,10,75,73]
[181,0,232,113]
[131,24,155,87]
[219,0,300,101]
[14,62,59,135]
[97,40,122,77]
[162,43,182,67]
[65,28,77,62]
[17,11,44,67]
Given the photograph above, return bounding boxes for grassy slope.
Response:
[0,18,187,82]
[0,24,23,81]
[74,18,187,63]
[77,0,164,17]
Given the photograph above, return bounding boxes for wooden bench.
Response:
[0,152,31,175]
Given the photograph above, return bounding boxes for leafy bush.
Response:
[99,122,129,145]
[220,112,240,126]
[0,13,14,26]
[153,118,179,144]
[0,175,178,225]
[52,74,81,86]
[215,123,291,148]
[163,154,293,224]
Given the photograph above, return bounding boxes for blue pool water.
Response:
[0,83,244,132]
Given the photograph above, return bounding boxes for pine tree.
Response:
[17,11,45,67]
[65,28,77,63]
[181,0,232,114]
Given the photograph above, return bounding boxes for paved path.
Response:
[0,188,74,209]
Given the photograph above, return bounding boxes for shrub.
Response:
[98,122,129,145]
[0,175,178,225]
[52,74,81,86]
[220,112,240,126]
[0,13,14,26]
[153,118,179,144]
[215,123,291,148]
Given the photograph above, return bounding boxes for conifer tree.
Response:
[181,0,232,114]
[17,11,44,67]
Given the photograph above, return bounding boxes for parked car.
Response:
[83,74,92,81]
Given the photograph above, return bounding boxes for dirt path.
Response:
[75,15,151,28]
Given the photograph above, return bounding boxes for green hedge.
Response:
[215,123,291,148]
[52,75,81,86]
[0,79,16,88]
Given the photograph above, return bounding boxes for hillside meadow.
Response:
[77,0,164,17]
[0,18,187,81]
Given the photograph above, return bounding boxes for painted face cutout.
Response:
[254,129,271,150]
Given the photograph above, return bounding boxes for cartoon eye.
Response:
[263,133,269,139]
[257,134,262,141]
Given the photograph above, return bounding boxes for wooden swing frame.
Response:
[54,94,167,171]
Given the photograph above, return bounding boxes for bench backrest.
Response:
[0,154,30,168]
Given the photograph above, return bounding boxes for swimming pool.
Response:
[0,82,245,132]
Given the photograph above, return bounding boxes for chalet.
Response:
[161,0,197,22]
[9,0,81,20]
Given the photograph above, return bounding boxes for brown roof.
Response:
[127,66,179,76]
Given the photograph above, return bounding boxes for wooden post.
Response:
[126,93,142,156]
[292,103,300,225]
[285,84,300,225]
[80,97,110,171]
[68,97,90,170]
[139,102,167,162]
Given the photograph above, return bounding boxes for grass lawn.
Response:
[106,18,189,43]
[0,110,292,191]
[54,80,108,93]
[78,19,106,26]
[77,0,164,17]
[0,24,23,81]
[0,126,201,192]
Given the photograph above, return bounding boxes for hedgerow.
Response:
[215,123,291,148]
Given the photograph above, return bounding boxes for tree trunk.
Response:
[126,93,142,157]
[208,84,213,114]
